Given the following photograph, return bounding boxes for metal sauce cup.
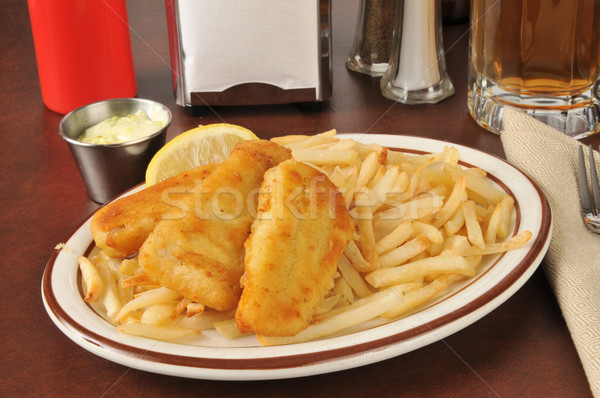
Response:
[59,98,172,203]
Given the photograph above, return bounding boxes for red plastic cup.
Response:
[27,0,137,115]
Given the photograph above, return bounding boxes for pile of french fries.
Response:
[77,130,532,345]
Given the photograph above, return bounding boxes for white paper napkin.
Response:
[501,108,600,396]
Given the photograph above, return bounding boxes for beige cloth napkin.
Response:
[501,108,600,396]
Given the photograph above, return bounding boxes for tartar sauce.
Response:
[78,109,166,145]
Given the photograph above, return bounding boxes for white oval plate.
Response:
[42,134,552,381]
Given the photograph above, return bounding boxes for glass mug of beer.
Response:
[468,0,600,139]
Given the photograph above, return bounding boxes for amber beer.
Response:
[468,0,600,138]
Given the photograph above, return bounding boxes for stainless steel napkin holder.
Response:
[165,0,332,114]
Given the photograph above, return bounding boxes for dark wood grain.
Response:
[0,0,595,396]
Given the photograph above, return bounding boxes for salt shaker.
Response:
[346,0,396,77]
[380,0,454,104]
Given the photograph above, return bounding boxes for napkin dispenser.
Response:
[165,0,332,114]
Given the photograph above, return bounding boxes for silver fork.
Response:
[577,145,600,233]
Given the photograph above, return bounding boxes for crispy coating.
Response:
[235,159,354,337]
[90,164,217,258]
[138,140,292,311]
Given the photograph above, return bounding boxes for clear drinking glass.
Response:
[380,0,454,104]
[468,0,600,139]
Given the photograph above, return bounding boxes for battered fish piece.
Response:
[235,159,354,337]
[138,140,291,311]
[90,164,217,258]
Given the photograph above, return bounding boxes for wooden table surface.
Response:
[1,0,596,396]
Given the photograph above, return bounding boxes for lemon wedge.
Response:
[145,123,257,186]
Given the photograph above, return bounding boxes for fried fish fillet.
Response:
[235,159,354,337]
[138,140,291,311]
[90,164,217,258]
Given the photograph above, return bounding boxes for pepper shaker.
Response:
[380,0,454,104]
[346,0,396,77]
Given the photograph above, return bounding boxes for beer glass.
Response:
[468,0,600,139]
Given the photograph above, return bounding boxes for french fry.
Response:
[314,295,340,315]
[485,202,503,244]
[381,274,464,319]
[93,254,124,320]
[78,256,103,303]
[379,234,430,268]
[466,255,483,270]
[172,297,206,318]
[356,151,380,189]
[405,152,438,167]
[464,167,487,178]
[445,164,506,204]
[344,240,373,273]
[353,141,384,160]
[312,138,357,152]
[369,165,400,208]
[352,189,382,270]
[463,230,532,256]
[292,148,358,166]
[439,234,470,256]
[427,232,447,257]
[327,166,353,207]
[376,222,415,255]
[413,221,443,244]
[140,302,178,326]
[178,309,236,331]
[366,165,387,190]
[373,195,445,237]
[413,153,443,177]
[214,319,248,340]
[115,287,181,322]
[404,173,419,198]
[258,285,410,346]
[337,255,373,298]
[394,282,424,294]
[366,255,474,288]
[386,150,413,165]
[118,257,139,276]
[375,195,445,222]
[121,274,157,288]
[476,203,493,220]
[118,322,199,340]
[186,302,206,317]
[419,167,454,188]
[443,207,465,236]
[174,297,191,318]
[332,277,354,307]
[271,129,337,147]
[462,200,486,249]
[433,176,466,228]
[442,146,460,166]
[496,195,515,239]
[391,171,410,194]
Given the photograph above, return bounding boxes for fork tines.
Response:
[578,145,600,216]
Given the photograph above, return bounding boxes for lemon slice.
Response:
[145,123,257,186]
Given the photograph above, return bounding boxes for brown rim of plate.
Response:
[41,143,552,372]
